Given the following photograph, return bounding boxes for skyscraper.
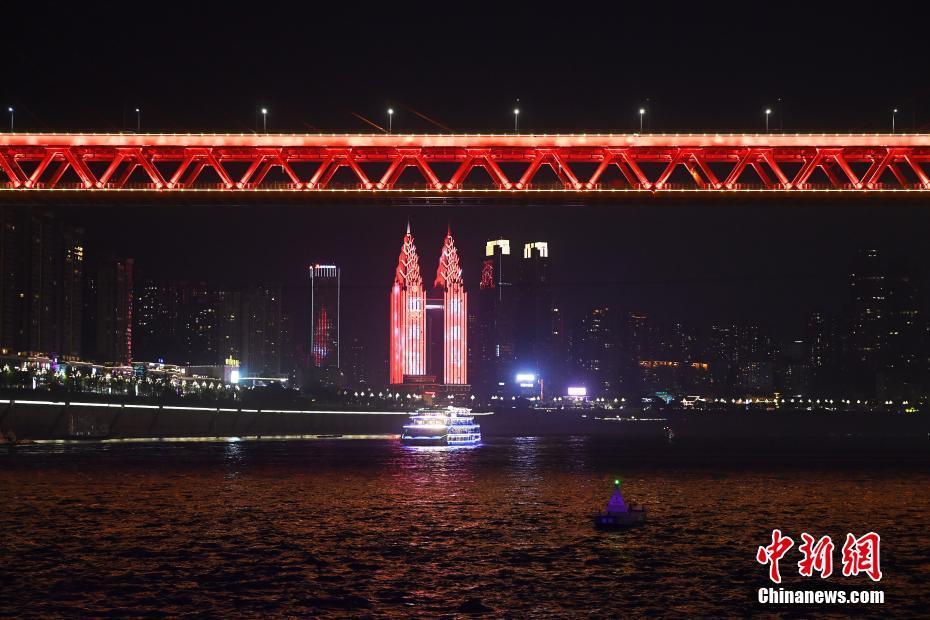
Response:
[309,264,340,369]
[216,290,242,363]
[473,239,515,394]
[241,284,286,376]
[0,209,84,358]
[806,311,845,392]
[0,209,25,353]
[133,279,180,362]
[95,256,133,364]
[849,249,920,371]
[347,337,368,388]
[390,223,426,384]
[577,306,617,395]
[848,249,921,396]
[59,226,84,359]
[179,284,219,365]
[850,249,886,367]
[515,241,556,384]
[435,227,467,385]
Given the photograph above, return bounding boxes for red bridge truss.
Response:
[1,133,929,192]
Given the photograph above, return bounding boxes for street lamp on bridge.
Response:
[513,107,520,133]
[261,108,268,133]
[135,108,141,133]
[7,107,12,132]
[892,108,898,134]
[639,108,645,133]
[387,108,394,133]
[765,108,772,132]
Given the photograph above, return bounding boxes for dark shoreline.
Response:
[2,397,928,443]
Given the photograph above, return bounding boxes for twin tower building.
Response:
[390,223,467,390]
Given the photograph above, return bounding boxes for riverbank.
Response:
[2,397,928,442]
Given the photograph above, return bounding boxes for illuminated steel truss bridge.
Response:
[2,133,930,192]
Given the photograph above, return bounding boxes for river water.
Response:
[1,437,928,617]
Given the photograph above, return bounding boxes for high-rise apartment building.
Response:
[577,306,617,394]
[95,256,134,364]
[0,209,84,358]
[242,284,287,377]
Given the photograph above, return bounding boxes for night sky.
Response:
[5,5,929,135]
[5,3,930,369]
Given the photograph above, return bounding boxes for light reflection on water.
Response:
[224,440,244,478]
[1,437,928,617]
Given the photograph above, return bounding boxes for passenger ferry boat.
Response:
[401,406,482,446]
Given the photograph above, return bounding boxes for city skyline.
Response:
[3,205,928,402]
[56,201,930,326]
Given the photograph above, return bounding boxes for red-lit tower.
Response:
[390,223,426,384]
[435,227,468,385]
[310,264,341,370]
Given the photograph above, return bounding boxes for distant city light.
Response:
[567,386,587,397]
[523,241,548,258]
[485,239,511,256]
[515,373,535,383]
